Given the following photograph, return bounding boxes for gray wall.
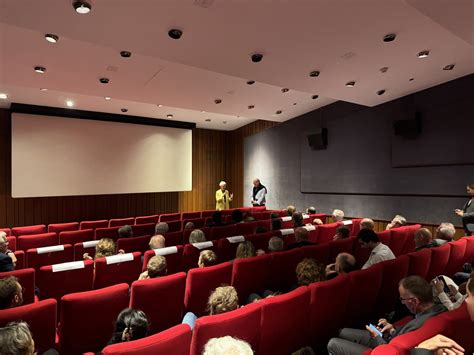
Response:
[244,75,474,225]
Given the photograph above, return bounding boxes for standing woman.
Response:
[216,181,233,210]
[251,178,267,207]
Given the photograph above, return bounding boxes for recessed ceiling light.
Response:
[275,110,282,114]
[167,114,173,118]
[417,50,430,59]
[168,29,183,40]
[34,66,46,74]
[73,0,91,14]
[377,89,386,96]
[223,121,227,124]
[201,110,205,113]
[248,105,254,109]
[293,102,297,105]
[120,51,132,58]
[409,78,415,81]
[0,93,8,100]
[309,70,320,77]
[312,95,319,99]
[383,33,397,42]
[157,104,163,108]
[99,78,110,84]
[443,64,455,71]
[246,80,255,85]
[214,99,222,104]
[251,53,263,63]
[380,67,389,73]
[345,81,356,87]
[40,88,48,91]
[205,118,211,122]
[45,34,59,43]
[121,108,128,113]
[104,97,111,100]
[66,100,74,107]
[281,88,289,93]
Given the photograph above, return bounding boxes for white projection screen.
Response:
[12,113,192,198]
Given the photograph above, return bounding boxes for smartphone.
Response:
[368,323,383,337]
[437,276,450,293]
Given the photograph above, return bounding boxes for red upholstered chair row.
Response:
[26,244,74,271]
[11,224,47,237]
[80,219,109,230]
[17,232,58,251]
[48,222,79,234]
[117,235,151,254]
[135,214,159,225]
[60,228,94,246]
[94,252,142,289]
[109,217,135,227]
[131,223,155,237]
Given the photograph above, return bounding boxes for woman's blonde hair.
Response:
[207,286,239,315]
[235,241,256,259]
[95,238,117,258]
[0,321,35,355]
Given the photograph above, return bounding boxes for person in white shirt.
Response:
[357,229,395,269]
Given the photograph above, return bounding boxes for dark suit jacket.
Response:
[462,198,474,234]
[0,253,14,272]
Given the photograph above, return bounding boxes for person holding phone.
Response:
[432,276,466,311]
[215,181,233,211]
[454,183,474,236]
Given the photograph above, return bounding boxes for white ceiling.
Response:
[0,0,472,130]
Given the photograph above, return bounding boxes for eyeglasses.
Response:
[399,296,417,303]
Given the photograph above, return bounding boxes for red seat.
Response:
[402,224,422,254]
[26,244,74,271]
[350,218,364,236]
[201,210,215,218]
[130,272,186,334]
[252,211,272,220]
[259,287,311,355]
[407,248,432,279]
[235,222,258,236]
[109,217,135,227]
[101,324,192,355]
[143,246,183,274]
[0,268,35,304]
[182,242,216,272]
[256,219,272,231]
[329,237,355,262]
[94,252,142,289]
[164,231,183,246]
[184,262,233,316]
[377,230,392,246]
[182,218,206,229]
[14,250,25,270]
[307,213,327,224]
[317,222,341,243]
[159,213,181,222]
[48,222,79,234]
[302,243,330,265]
[182,211,201,220]
[0,227,11,236]
[246,231,278,252]
[11,224,46,237]
[17,232,58,251]
[280,216,294,229]
[190,302,262,355]
[95,226,120,241]
[464,236,474,261]
[73,240,99,261]
[217,236,246,261]
[0,299,57,354]
[167,220,182,233]
[59,284,130,354]
[117,235,151,254]
[376,255,410,315]
[389,227,409,256]
[135,214,159,225]
[210,225,237,240]
[268,248,304,292]
[251,206,266,212]
[231,254,272,303]
[6,236,16,252]
[426,243,452,280]
[59,229,94,246]
[445,239,467,276]
[79,219,109,230]
[353,238,372,269]
[131,223,155,237]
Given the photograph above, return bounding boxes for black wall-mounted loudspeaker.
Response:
[393,112,422,139]
[307,128,328,150]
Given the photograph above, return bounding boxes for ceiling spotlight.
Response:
[377,89,386,96]
[45,34,59,43]
[167,114,174,118]
[251,53,263,63]
[40,88,48,91]
[73,0,92,14]
[345,81,356,87]
[248,105,255,109]
[380,67,389,73]
[281,88,289,93]
[311,95,319,99]
[34,66,46,74]
[409,78,415,81]
[417,50,430,59]
[168,28,183,40]
[205,119,211,122]
[120,51,132,58]
[0,93,8,99]
[99,77,110,84]
[66,100,74,107]
[214,99,222,104]
[383,33,397,42]
[275,110,282,114]
[246,80,255,85]
[309,70,320,77]
[157,104,163,107]
[201,110,205,113]
[443,64,455,71]
[104,97,111,100]
[293,102,297,105]
[121,108,128,113]
[223,121,227,124]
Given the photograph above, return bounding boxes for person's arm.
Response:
[7,251,17,266]
[413,335,464,355]
[229,191,233,201]
[437,292,456,310]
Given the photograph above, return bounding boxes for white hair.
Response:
[219,181,227,187]
[437,222,456,240]
[0,231,6,240]
[392,215,407,225]
[203,336,253,355]
[332,209,344,221]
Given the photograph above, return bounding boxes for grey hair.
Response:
[203,336,253,355]
[155,222,169,235]
[437,222,456,240]
[332,209,344,221]
[0,321,34,355]
[268,236,284,252]
[189,229,206,244]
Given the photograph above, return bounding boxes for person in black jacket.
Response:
[455,183,474,235]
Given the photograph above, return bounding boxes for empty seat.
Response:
[464,236,474,261]
[268,248,304,292]
[167,220,182,233]
[251,206,266,212]
[17,232,58,251]
[182,211,201,220]
[201,210,215,218]
[445,239,467,276]
[164,231,184,246]
[59,284,130,354]
[317,222,341,243]
[79,219,109,230]
[246,231,278,252]
[302,243,330,265]
[95,226,120,241]
[48,222,79,234]
[73,240,99,261]
[159,213,181,222]
[117,235,151,254]
[210,225,237,241]
[376,255,410,315]
[131,223,156,237]
[184,262,233,316]
[217,235,246,261]
[256,219,272,231]
[109,217,135,227]
[350,218,364,236]
[130,272,186,334]
[12,224,47,237]
[190,302,262,355]
[182,242,216,272]
[59,228,94,246]
[26,244,74,271]
[14,250,25,270]
[235,222,258,236]
[0,299,57,354]
[407,248,432,279]
[252,211,272,220]
[389,227,409,256]
[329,237,355,262]
[426,243,451,280]
[143,246,184,275]
[101,324,192,355]
[135,214,159,225]
[231,254,272,303]
[0,268,35,304]
[94,252,142,289]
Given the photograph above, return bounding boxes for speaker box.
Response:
[307,128,328,150]
[393,113,422,139]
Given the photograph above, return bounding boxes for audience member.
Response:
[272,218,282,231]
[414,228,437,251]
[0,276,23,310]
[386,214,407,230]
[184,221,195,230]
[360,218,375,230]
[106,308,149,346]
[236,241,256,259]
[244,215,255,223]
[203,336,253,355]
[138,255,167,280]
[312,218,323,225]
[198,250,218,268]
[270,212,280,219]
[287,227,315,250]
[84,238,122,260]
[149,234,165,250]
[357,229,395,269]
[296,258,326,286]
[118,224,133,239]
[155,222,169,235]
[333,226,351,241]
[434,222,456,245]
[268,236,284,252]
[306,206,317,214]
[0,232,15,272]
[189,229,206,244]
[431,275,466,311]
[332,209,345,222]
[326,252,357,280]
[255,226,268,234]
[327,276,446,354]
[0,321,36,355]
[287,205,296,216]
[208,211,225,227]
[292,211,304,228]
[231,209,244,223]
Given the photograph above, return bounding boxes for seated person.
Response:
[236,241,256,259]
[149,234,165,250]
[292,212,304,228]
[255,226,268,234]
[105,308,149,347]
[155,222,169,235]
[312,218,324,225]
[189,229,206,244]
[83,238,124,260]
[203,336,253,355]
[326,252,357,280]
[434,222,456,245]
[360,218,375,230]
[306,206,317,214]
[230,209,244,223]
[184,221,195,230]
[0,321,36,355]
[118,224,133,239]
[296,258,326,286]
[386,214,407,230]
[138,255,167,280]
[270,212,280,219]
[357,229,395,269]
[431,275,466,311]
[333,226,351,241]
[268,237,284,253]
[198,250,218,268]
[208,211,226,227]
[0,276,23,310]
[327,276,446,354]
[287,205,296,216]
[0,232,15,271]
[415,228,438,251]
[332,209,345,222]
[287,227,315,250]
[272,218,282,231]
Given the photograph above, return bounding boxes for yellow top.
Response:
[215,189,232,210]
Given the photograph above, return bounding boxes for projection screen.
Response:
[12,113,192,198]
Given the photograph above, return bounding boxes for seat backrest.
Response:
[182,218,206,229]
[268,248,304,292]
[231,254,272,303]
[17,232,58,251]
[329,237,355,263]
[183,227,211,245]
[163,231,183,246]
[201,210,215,218]
[117,235,151,254]
[235,221,258,236]
[0,227,11,236]
[258,286,311,355]
[182,242,215,272]
[350,218,364,236]
[166,220,182,233]
[246,231,278,252]
[317,222,341,243]
[135,214,159,225]
[6,236,16,252]
[377,230,392,246]
[190,302,262,355]
[0,299,57,354]
[159,213,181,222]
[184,262,233,316]
[59,283,130,355]
[142,246,184,274]
[182,211,201,220]
[426,243,452,280]
[0,268,35,304]
[389,227,409,256]
[14,250,25,270]
[256,219,272,231]
[26,244,74,271]
[73,240,99,261]
[48,222,79,234]
[352,238,372,269]
[210,225,237,241]
[131,223,155,237]
[307,213,327,224]
[101,324,192,355]
[94,252,142,289]
[130,272,186,334]
[11,224,47,237]
[109,217,135,227]
[464,236,474,261]
[251,206,266,212]
[95,226,120,241]
[402,224,422,255]
[252,211,272,220]
[59,229,94,246]
[302,243,330,265]
[376,255,410,315]
[444,239,467,276]
[217,236,245,261]
[38,260,94,304]
[79,219,109,230]
[407,248,432,279]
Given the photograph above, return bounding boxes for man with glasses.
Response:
[327,276,446,354]
[0,231,15,272]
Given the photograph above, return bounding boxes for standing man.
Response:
[455,183,474,236]
[216,181,233,211]
[251,178,267,207]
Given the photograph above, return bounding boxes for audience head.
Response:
[268,237,284,252]
[356,229,380,248]
[414,228,433,248]
[203,336,253,355]
[270,212,279,219]
[360,218,375,230]
[0,322,35,355]
[467,184,474,196]
[0,276,23,310]
[306,206,317,214]
[287,205,296,216]
[332,209,344,222]
[399,276,433,314]
[312,218,323,225]
[296,258,326,286]
[109,308,149,344]
[207,286,239,315]
[95,238,117,258]
[436,222,456,241]
[294,227,309,242]
[212,211,223,225]
[271,218,282,231]
[236,241,256,259]
[387,215,407,229]
[255,226,268,234]
[335,226,351,239]
[118,225,133,239]
[0,233,9,253]
[335,253,356,274]
[184,221,195,230]
[292,212,304,227]
[231,209,244,223]
[146,256,167,278]
[198,250,218,268]
[189,229,206,244]
[155,222,169,235]
[219,181,227,190]
[149,234,165,250]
